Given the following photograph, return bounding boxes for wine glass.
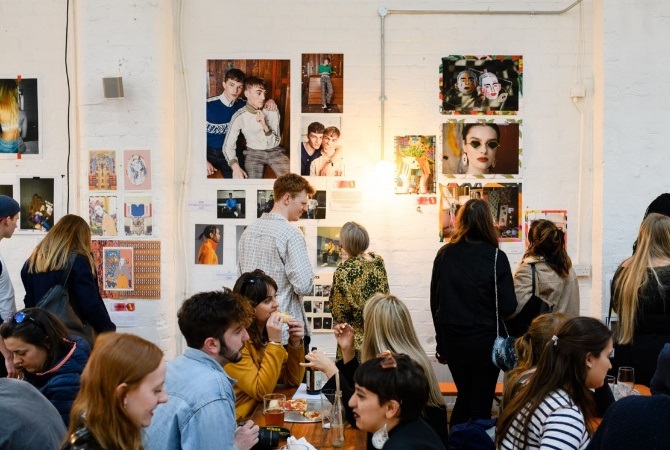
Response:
[617,366,635,398]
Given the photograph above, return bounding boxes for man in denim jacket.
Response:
[145,290,258,449]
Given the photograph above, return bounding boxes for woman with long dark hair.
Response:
[430,198,517,426]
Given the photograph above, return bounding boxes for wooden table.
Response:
[250,386,367,449]
[590,384,652,430]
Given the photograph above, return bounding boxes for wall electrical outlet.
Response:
[573,264,591,277]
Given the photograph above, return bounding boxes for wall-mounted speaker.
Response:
[103,77,124,99]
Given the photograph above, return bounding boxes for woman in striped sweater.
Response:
[496,316,613,450]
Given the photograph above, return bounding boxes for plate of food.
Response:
[284,399,324,423]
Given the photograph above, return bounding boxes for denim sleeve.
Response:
[181,399,239,450]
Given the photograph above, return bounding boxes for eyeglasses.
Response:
[467,139,500,150]
[8,311,47,332]
[376,350,398,369]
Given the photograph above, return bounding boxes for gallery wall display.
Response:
[88,150,117,190]
[91,240,161,299]
[19,177,54,231]
[394,135,435,195]
[316,226,342,268]
[301,53,344,114]
[217,189,245,219]
[194,224,223,265]
[304,271,334,333]
[440,55,522,115]
[524,209,568,245]
[299,115,342,177]
[0,77,39,156]
[206,58,291,180]
[441,120,521,177]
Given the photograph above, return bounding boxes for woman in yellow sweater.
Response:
[225,269,305,421]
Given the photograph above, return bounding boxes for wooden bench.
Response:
[439,381,504,398]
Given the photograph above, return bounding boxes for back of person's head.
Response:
[178,289,253,349]
[0,308,72,370]
[27,214,93,273]
[68,332,163,450]
[323,126,341,138]
[233,270,278,347]
[0,79,18,118]
[244,76,267,92]
[224,68,246,83]
[633,194,670,253]
[197,225,217,241]
[514,312,570,372]
[525,219,571,277]
[273,173,315,200]
[449,198,499,247]
[340,221,369,257]
[307,121,325,135]
[353,353,429,423]
[496,316,612,447]
[362,294,446,408]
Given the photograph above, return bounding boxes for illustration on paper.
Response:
[88,150,117,191]
[124,195,152,236]
[89,195,118,236]
[91,240,160,299]
[124,150,151,190]
[394,135,435,194]
[103,247,134,291]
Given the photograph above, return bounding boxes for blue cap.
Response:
[0,195,20,218]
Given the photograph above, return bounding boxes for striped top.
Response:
[500,389,589,450]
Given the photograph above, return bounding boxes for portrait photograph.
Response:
[439,55,522,115]
[206,59,290,180]
[301,53,344,114]
[316,226,342,268]
[88,150,117,191]
[124,195,152,236]
[19,177,54,231]
[441,120,521,178]
[89,195,118,237]
[300,190,327,220]
[299,115,342,176]
[394,135,435,195]
[103,247,134,291]
[124,149,151,190]
[525,209,568,246]
[0,77,39,156]
[256,189,275,218]
[217,189,246,219]
[194,224,223,265]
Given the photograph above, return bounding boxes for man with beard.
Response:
[146,290,259,450]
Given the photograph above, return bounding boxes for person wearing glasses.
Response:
[225,270,305,421]
[460,123,501,175]
[0,308,91,425]
[349,352,445,450]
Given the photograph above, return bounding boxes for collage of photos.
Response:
[304,272,334,333]
[394,135,436,195]
[0,77,39,156]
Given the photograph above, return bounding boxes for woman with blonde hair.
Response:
[0,79,27,154]
[63,333,167,449]
[21,214,115,341]
[303,293,449,447]
[330,221,389,356]
[610,213,670,386]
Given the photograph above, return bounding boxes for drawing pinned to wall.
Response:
[19,177,54,231]
[124,149,151,190]
[394,135,435,194]
[316,226,342,268]
[441,119,521,177]
[217,190,245,219]
[91,240,160,299]
[206,59,291,180]
[300,190,326,220]
[304,271,335,333]
[439,55,522,115]
[88,150,117,190]
[194,224,223,265]
[89,195,118,236]
[0,77,39,156]
[124,195,152,236]
[524,209,568,245]
[257,189,274,218]
[301,53,344,114]
[299,115,342,176]
[439,182,522,242]
[103,247,134,291]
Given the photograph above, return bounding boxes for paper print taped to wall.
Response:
[0,77,39,156]
[299,115,342,176]
[301,53,344,114]
[19,177,54,231]
[257,189,274,218]
[206,59,291,180]
[439,55,522,115]
[91,240,161,299]
[524,209,568,246]
[124,149,151,190]
[439,182,522,242]
[194,224,223,265]
[304,271,335,333]
[89,195,118,237]
[300,190,326,220]
[317,226,342,268]
[217,189,245,219]
[103,247,134,291]
[88,150,117,190]
[124,195,152,236]
[441,119,521,178]
[394,135,435,194]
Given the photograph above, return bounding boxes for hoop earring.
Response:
[461,152,468,166]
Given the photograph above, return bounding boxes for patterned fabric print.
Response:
[330,253,389,354]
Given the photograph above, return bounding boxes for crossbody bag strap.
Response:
[60,252,77,288]
[531,263,537,296]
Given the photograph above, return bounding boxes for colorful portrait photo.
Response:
[103,247,134,291]
[88,150,117,190]
[395,135,435,194]
[317,226,342,268]
[299,115,342,176]
[301,53,344,114]
[194,224,223,265]
[0,77,39,156]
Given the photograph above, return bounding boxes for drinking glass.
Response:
[617,367,635,398]
[263,393,286,426]
[320,389,335,429]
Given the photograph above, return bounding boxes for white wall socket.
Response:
[573,264,591,277]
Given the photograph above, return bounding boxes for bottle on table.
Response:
[329,391,345,447]
[306,347,322,395]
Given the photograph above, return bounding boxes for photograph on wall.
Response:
[0,77,39,155]
[124,149,151,190]
[0,184,13,197]
[441,119,521,178]
[301,53,344,114]
[394,135,435,194]
[525,209,568,245]
[89,195,118,237]
[439,182,522,242]
[102,247,134,291]
[300,190,327,220]
[257,189,274,218]
[19,177,54,231]
[124,195,152,236]
[206,59,290,180]
[304,271,334,333]
[217,189,245,219]
[316,226,342,268]
[194,224,223,265]
[439,55,522,115]
[299,115,342,176]
[88,150,117,190]
[91,240,160,299]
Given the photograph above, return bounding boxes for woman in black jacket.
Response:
[430,198,517,426]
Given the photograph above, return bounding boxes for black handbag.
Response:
[506,264,553,337]
[491,248,517,372]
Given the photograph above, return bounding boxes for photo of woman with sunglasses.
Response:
[0,308,91,425]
